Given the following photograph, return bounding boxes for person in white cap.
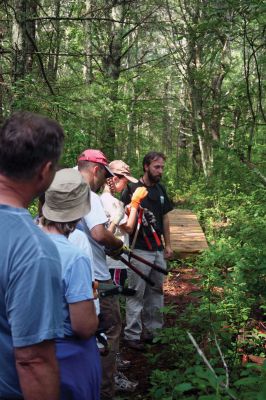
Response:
[101,160,148,286]
[41,168,101,400]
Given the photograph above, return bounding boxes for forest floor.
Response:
[117,264,201,400]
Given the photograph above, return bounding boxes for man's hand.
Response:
[142,208,157,228]
[130,187,148,209]
[90,224,123,249]
[105,245,129,259]
[164,246,173,260]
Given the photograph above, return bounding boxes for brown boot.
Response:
[124,339,145,351]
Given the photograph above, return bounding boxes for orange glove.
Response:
[130,186,148,209]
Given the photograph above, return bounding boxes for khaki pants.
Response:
[124,250,166,341]
[99,293,121,400]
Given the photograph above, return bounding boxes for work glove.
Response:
[130,186,148,209]
[143,208,157,228]
[105,244,129,259]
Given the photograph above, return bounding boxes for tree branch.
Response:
[187,331,237,400]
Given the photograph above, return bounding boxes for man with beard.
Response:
[121,151,173,350]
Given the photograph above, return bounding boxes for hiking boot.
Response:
[124,339,145,351]
[114,371,138,393]
[142,333,154,344]
[116,353,131,371]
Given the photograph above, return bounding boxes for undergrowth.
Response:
[149,156,266,399]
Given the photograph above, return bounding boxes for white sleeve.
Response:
[84,192,108,230]
[68,230,93,260]
[101,193,127,226]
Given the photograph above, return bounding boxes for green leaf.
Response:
[173,382,193,393]
[234,376,260,386]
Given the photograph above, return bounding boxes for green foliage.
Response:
[148,149,266,399]
[0,2,265,396]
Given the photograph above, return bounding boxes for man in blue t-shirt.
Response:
[0,112,64,400]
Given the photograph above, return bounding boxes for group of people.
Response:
[0,111,173,400]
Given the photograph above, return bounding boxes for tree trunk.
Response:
[0,26,4,123]
[24,0,37,73]
[12,0,26,82]
[83,0,94,84]
[100,2,124,160]
[162,80,173,154]
[47,0,61,82]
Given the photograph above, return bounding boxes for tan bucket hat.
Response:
[42,168,90,222]
[108,160,138,183]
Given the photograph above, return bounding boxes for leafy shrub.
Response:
[149,153,266,399]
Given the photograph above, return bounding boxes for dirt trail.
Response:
[118,266,201,399]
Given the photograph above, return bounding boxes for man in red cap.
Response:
[78,149,114,184]
[77,149,124,400]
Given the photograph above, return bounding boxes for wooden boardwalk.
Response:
[168,209,208,258]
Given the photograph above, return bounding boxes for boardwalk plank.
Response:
[168,209,208,258]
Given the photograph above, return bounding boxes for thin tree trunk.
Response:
[83,0,94,84]
[0,26,4,123]
[162,80,172,153]
[101,2,124,159]
[12,0,26,82]
[25,0,37,73]
[47,0,61,82]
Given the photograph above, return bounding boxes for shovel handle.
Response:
[142,228,152,250]
[129,252,168,275]
[119,255,155,286]
[131,208,144,251]
[150,226,161,247]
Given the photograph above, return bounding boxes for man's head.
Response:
[143,151,166,184]
[77,149,113,192]
[0,112,64,193]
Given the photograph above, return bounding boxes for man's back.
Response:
[0,204,63,397]
[82,191,111,281]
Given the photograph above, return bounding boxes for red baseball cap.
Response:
[78,149,114,178]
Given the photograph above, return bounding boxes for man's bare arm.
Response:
[91,224,123,249]
[70,300,98,339]
[15,340,60,400]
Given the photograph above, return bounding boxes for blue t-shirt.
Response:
[47,234,94,336]
[0,205,64,398]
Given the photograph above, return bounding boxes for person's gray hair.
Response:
[0,112,64,180]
